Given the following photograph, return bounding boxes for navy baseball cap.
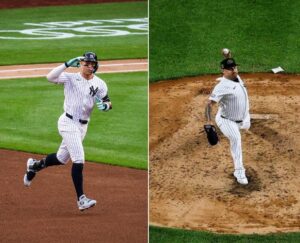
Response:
[220,58,238,70]
[82,52,97,62]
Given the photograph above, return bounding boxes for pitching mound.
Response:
[1,149,147,242]
[150,73,300,234]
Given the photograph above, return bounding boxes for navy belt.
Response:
[66,113,88,124]
[221,115,242,123]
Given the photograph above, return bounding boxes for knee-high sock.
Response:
[72,163,84,200]
[44,153,63,167]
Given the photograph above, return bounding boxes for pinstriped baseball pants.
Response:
[56,114,88,164]
[215,112,246,171]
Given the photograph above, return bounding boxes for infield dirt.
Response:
[1,149,147,242]
[150,73,300,234]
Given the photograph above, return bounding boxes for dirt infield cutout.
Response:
[150,73,300,234]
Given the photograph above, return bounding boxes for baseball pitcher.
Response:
[204,56,250,185]
[23,51,112,211]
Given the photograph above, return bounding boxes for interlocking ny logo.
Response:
[89,86,98,97]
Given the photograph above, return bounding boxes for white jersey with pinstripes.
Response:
[208,74,250,171]
[209,75,249,121]
[47,64,109,164]
[48,64,108,121]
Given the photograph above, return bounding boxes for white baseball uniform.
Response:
[47,64,108,164]
[209,75,250,171]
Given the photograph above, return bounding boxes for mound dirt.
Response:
[150,73,300,234]
[0,149,147,242]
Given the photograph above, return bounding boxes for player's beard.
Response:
[229,69,238,80]
[81,67,94,79]
[224,71,237,81]
[85,67,94,75]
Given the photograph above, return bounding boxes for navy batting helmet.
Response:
[82,51,99,73]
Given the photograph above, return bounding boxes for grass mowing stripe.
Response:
[150,0,300,81]
[0,2,148,65]
[150,226,300,243]
[0,72,147,169]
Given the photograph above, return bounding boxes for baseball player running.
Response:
[205,57,250,185]
[23,52,112,210]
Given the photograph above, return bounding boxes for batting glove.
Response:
[96,97,110,111]
[65,56,84,68]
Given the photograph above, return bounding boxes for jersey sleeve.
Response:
[54,72,71,84]
[96,80,108,100]
[46,64,70,84]
[209,83,230,102]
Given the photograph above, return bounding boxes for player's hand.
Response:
[95,97,109,111]
[65,56,84,68]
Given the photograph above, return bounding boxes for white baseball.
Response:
[222,48,230,55]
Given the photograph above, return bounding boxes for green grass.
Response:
[150,0,300,81]
[0,2,147,65]
[150,226,300,243]
[0,72,147,169]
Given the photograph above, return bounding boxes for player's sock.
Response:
[44,153,63,167]
[31,153,62,173]
[72,163,84,200]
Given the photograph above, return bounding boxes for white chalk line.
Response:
[0,68,147,79]
[0,62,148,73]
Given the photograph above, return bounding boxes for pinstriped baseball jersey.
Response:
[209,75,249,121]
[209,73,250,176]
[48,64,108,121]
[47,64,109,164]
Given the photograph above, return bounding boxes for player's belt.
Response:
[221,115,242,123]
[66,113,88,124]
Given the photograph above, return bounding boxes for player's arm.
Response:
[205,83,224,123]
[95,94,112,112]
[204,99,219,146]
[205,100,216,124]
[47,56,83,83]
[46,64,67,83]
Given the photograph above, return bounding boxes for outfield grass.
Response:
[0,72,147,169]
[0,2,147,65]
[150,226,300,243]
[150,0,300,81]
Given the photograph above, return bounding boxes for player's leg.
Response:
[23,153,64,187]
[216,116,248,184]
[60,128,96,211]
[24,115,71,187]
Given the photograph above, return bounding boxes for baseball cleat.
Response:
[27,158,41,172]
[77,194,97,211]
[23,171,36,187]
[23,158,38,187]
[234,169,248,185]
[23,174,31,187]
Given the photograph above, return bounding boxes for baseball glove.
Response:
[204,124,218,146]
